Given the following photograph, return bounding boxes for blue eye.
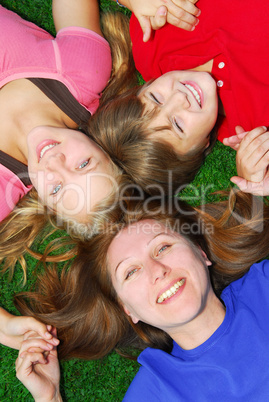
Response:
[125,268,138,280]
[157,245,171,255]
[52,183,62,195]
[78,159,90,169]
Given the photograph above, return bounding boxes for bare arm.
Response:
[0,307,59,350]
[52,0,103,36]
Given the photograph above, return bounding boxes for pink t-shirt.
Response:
[0,5,112,221]
[0,5,112,114]
[0,164,32,222]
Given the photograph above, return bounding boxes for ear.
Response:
[123,305,139,324]
[200,250,212,267]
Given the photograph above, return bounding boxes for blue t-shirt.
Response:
[124,260,269,401]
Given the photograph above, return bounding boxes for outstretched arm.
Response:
[229,126,269,196]
[113,0,200,42]
[52,0,103,36]
[0,307,59,350]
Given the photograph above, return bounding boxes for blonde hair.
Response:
[0,163,126,282]
[0,11,137,280]
[100,12,138,102]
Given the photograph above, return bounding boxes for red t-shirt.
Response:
[130,0,269,142]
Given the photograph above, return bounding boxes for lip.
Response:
[36,140,59,162]
[183,81,203,108]
[156,278,186,304]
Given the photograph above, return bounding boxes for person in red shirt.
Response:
[89,0,269,196]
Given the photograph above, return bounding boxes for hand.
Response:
[0,308,59,350]
[223,125,249,151]
[125,0,200,42]
[235,126,269,182]
[16,330,62,402]
[230,126,269,196]
[230,175,269,196]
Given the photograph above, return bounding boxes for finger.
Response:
[223,136,241,150]
[137,15,153,42]
[166,11,198,31]
[16,350,47,370]
[16,351,47,380]
[235,125,247,136]
[150,6,168,30]
[249,143,269,176]
[230,177,266,196]
[23,317,52,339]
[167,13,199,31]
[239,126,267,153]
[169,0,200,17]
[239,131,269,167]
[20,338,55,356]
[24,326,59,346]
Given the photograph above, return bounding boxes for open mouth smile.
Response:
[184,83,202,107]
[38,141,59,161]
[157,278,185,303]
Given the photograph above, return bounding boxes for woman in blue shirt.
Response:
[15,191,269,401]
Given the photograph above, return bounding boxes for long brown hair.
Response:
[88,87,217,196]
[15,191,269,360]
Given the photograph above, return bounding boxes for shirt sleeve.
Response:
[123,366,162,402]
[0,165,32,222]
[54,27,112,114]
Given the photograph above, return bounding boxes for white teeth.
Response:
[157,279,185,303]
[184,84,201,107]
[40,143,58,160]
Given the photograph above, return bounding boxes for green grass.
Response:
[0,0,237,400]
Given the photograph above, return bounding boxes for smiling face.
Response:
[27,126,116,221]
[138,71,218,154]
[107,220,217,340]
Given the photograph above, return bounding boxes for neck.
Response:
[0,79,77,164]
[169,292,226,350]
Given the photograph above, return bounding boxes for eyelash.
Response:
[173,117,183,133]
[156,244,171,256]
[125,267,139,280]
[78,159,91,169]
[150,92,161,105]
[51,183,62,196]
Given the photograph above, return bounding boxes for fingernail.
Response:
[194,19,200,27]
[46,343,53,349]
[196,9,201,17]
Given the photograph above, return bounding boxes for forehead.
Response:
[109,220,180,256]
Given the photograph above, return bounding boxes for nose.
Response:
[171,90,190,109]
[45,152,66,171]
[148,258,171,284]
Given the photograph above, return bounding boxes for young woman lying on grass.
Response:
[88,0,269,195]
[14,190,269,400]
